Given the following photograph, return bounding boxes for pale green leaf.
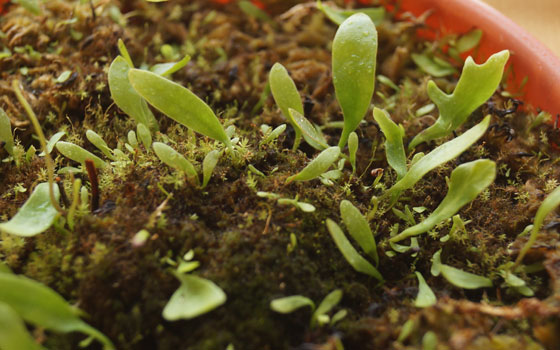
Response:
[286,146,340,183]
[86,130,115,160]
[409,51,509,149]
[42,131,66,155]
[386,115,490,199]
[288,109,328,150]
[55,141,106,169]
[0,183,60,237]
[202,150,221,189]
[440,264,493,289]
[373,108,406,180]
[414,272,436,308]
[137,123,152,150]
[261,124,286,145]
[162,274,226,321]
[108,56,159,131]
[422,331,438,350]
[411,53,456,78]
[0,273,114,349]
[326,219,383,281]
[270,296,314,314]
[312,289,342,327]
[238,0,271,22]
[340,200,378,264]
[333,13,377,148]
[431,249,442,277]
[0,302,43,350]
[0,107,13,156]
[153,142,198,183]
[149,55,191,76]
[317,0,385,26]
[391,159,496,242]
[269,63,303,148]
[348,131,358,173]
[117,39,134,68]
[128,69,230,147]
[456,29,483,53]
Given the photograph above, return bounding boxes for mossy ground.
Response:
[0,1,559,349]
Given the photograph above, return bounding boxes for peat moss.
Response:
[0,0,559,349]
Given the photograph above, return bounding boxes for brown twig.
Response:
[85,159,99,212]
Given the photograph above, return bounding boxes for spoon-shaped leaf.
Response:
[414,272,436,308]
[516,185,560,266]
[391,159,496,242]
[333,13,377,148]
[269,63,304,149]
[162,274,226,321]
[288,109,328,150]
[326,219,383,281]
[386,115,490,199]
[340,200,378,264]
[311,289,342,327]
[286,146,340,183]
[0,302,43,350]
[373,108,406,180]
[153,142,198,184]
[317,0,385,26]
[129,69,231,147]
[409,51,509,149]
[0,272,114,349]
[108,56,159,131]
[55,141,106,169]
[270,296,315,314]
[0,107,13,156]
[0,183,60,237]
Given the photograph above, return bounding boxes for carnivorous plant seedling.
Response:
[55,141,107,169]
[286,146,340,183]
[153,142,199,185]
[414,272,436,308]
[431,249,493,289]
[316,0,385,26]
[373,108,407,180]
[0,107,13,156]
[409,51,510,149]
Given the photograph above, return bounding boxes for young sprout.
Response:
[162,273,226,321]
[128,69,232,148]
[149,54,191,77]
[86,130,116,160]
[257,192,316,213]
[0,183,60,237]
[152,142,199,185]
[202,150,221,189]
[385,115,491,201]
[286,146,340,183]
[348,132,358,174]
[316,0,385,26]
[373,108,406,180]
[340,200,378,264]
[333,13,377,148]
[0,270,115,349]
[260,124,286,146]
[55,141,107,169]
[0,107,13,156]
[288,109,328,150]
[414,272,436,308]
[431,250,493,289]
[390,159,496,243]
[137,123,152,150]
[0,302,42,350]
[238,0,271,22]
[409,51,510,149]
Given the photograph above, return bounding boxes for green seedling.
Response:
[411,52,457,78]
[326,219,383,281]
[238,0,271,22]
[340,200,378,264]
[149,55,191,76]
[270,289,345,328]
[422,331,438,350]
[128,69,231,148]
[286,146,340,183]
[288,109,328,150]
[127,130,138,148]
[257,192,316,213]
[55,141,107,169]
[202,150,221,189]
[0,270,114,349]
[414,272,436,308]
[431,249,493,289]
[500,269,533,297]
[0,302,43,350]
[269,63,305,150]
[317,0,385,26]
[162,273,226,321]
[40,131,66,156]
[137,123,152,150]
[260,124,286,146]
[409,51,510,149]
[391,159,496,242]
[86,130,116,160]
[348,132,358,174]
[152,142,199,184]
[0,183,60,237]
[455,29,483,53]
[515,185,560,267]
[0,107,13,156]
[373,108,406,180]
[108,56,159,131]
[385,115,491,201]
[333,13,377,148]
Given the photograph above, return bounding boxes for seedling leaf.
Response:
[348,132,358,173]
[162,274,226,321]
[0,183,60,237]
[0,302,43,350]
[312,289,342,327]
[340,200,378,264]
[270,296,315,314]
[150,55,191,76]
[317,0,385,26]
[409,51,509,149]
[86,130,115,160]
[288,109,328,150]
[326,219,383,281]
[286,146,340,183]
[128,69,231,147]
[153,142,198,183]
[391,159,496,242]
[202,150,221,189]
[414,272,436,308]
[373,108,406,180]
[386,115,490,199]
[108,56,159,131]
[0,107,13,156]
[411,53,456,78]
[440,264,493,289]
[55,141,106,169]
[333,13,377,147]
[137,123,152,150]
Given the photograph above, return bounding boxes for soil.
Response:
[0,1,559,349]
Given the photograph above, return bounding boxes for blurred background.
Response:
[482,0,560,57]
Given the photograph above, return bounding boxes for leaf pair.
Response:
[326,201,382,281]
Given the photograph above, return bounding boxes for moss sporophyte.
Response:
[0,1,559,349]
